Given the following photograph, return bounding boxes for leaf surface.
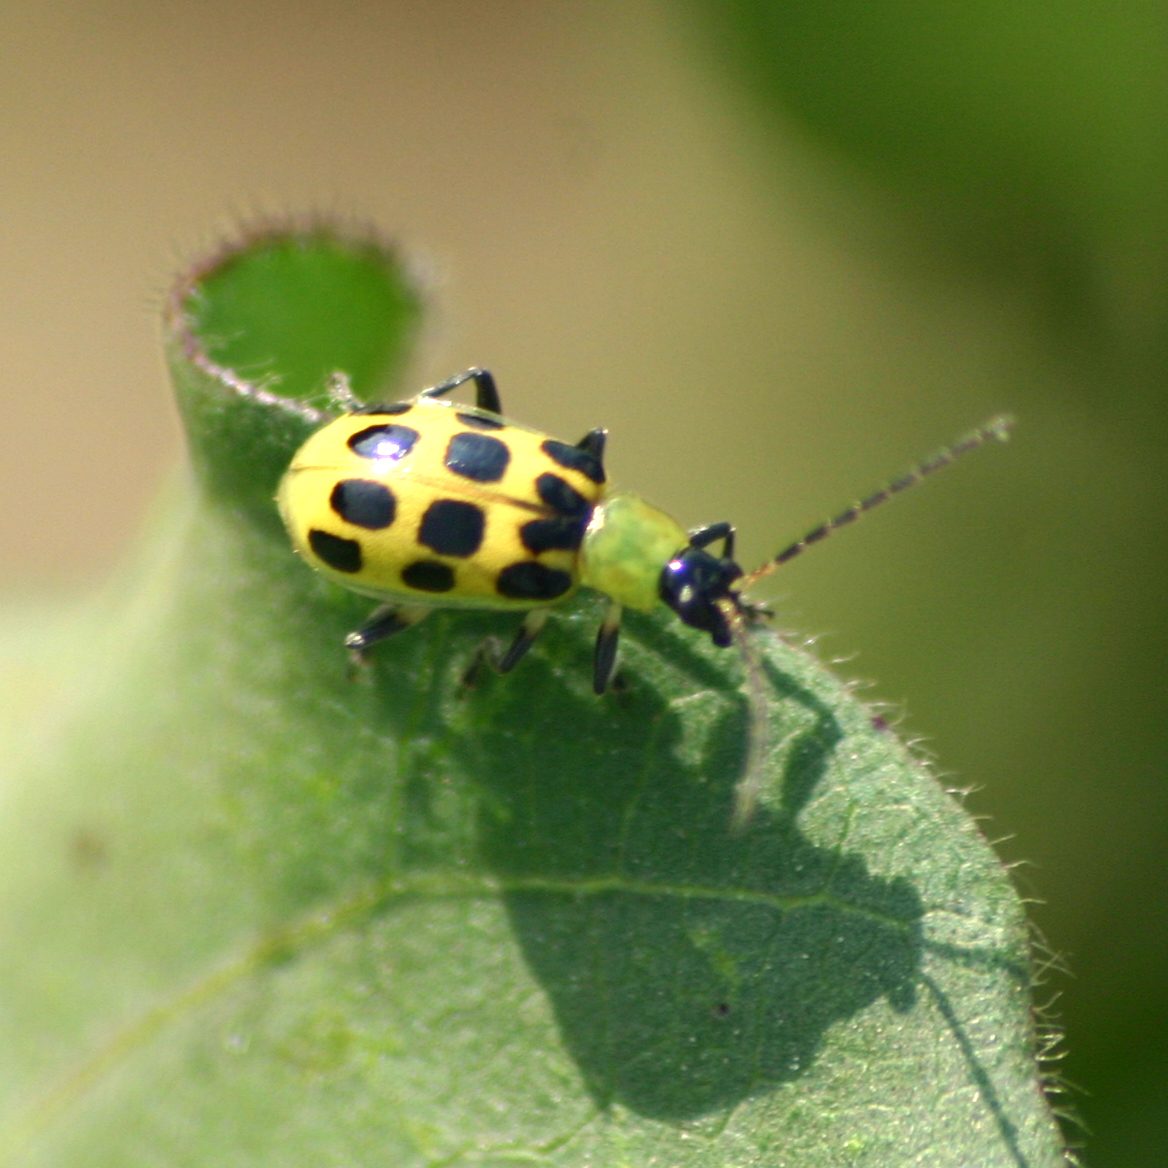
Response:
[0,225,1064,1167]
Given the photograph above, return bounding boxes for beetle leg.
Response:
[593,600,623,694]
[421,368,502,414]
[687,520,735,559]
[462,609,549,688]
[498,609,550,672]
[575,427,607,464]
[345,604,430,667]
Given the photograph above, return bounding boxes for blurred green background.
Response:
[2,4,1163,1163]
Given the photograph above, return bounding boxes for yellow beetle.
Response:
[279,368,1012,821]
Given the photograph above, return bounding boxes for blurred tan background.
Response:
[3,4,1164,1164]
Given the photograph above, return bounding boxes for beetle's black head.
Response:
[659,544,745,647]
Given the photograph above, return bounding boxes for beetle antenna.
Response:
[742,415,1014,589]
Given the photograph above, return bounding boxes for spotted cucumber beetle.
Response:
[278,368,1013,823]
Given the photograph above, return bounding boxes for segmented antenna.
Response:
[729,413,1013,829]
[742,414,1014,589]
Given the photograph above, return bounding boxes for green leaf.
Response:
[0,223,1065,1166]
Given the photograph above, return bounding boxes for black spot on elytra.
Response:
[418,499,486,558]
[496,561,573,601]
[536,472,589,517]
[542,438,604,484]
[520,515,588,554]
[402,560,456,593]
[329,479,396,529]
[348,423,419,461]
[309,529,363,573]
[445,432,510,483]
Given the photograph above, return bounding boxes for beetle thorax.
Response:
[579,492,688,612]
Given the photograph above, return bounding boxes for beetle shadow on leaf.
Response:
[463,624,925,1121]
